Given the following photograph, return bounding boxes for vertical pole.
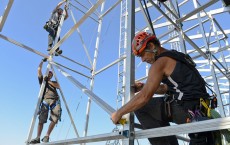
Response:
[69,9,93,67]
[52,1,69,54]
[82,2,105,143]
[122,0,135,144]
[0,0,14,32]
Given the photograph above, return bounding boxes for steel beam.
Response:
[0,0,14,31]
[52,62,116,115]
[36,131,127,145]
[135,117,230,140]
[176,0,219,23]
[0,34,48,58]
[95,56,126,75]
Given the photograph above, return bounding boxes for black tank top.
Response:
[157,51,209,100]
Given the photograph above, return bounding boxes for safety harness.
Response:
[156,50,224,145]
[156,50,217,117]
[38,78,62,121]
[41,99,60,111]
[43,21,59,31]
[156,50,215,97]
[43,9,62,32]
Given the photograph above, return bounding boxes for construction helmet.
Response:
[132,32,157,56]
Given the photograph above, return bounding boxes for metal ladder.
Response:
[117,0,128,108]
[106,0,128,145]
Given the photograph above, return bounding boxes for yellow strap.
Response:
[200,98,211,118]
[118,118,127,125]
[207,108,211,118]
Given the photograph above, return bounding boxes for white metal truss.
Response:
[117,0,127,111]
[83,2,105,141]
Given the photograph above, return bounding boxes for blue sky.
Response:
[0,0,130,145]
[1,0,230,145]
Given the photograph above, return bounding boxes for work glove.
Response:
[42,58,47,62]
[43,21,49,30]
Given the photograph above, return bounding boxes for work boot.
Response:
[41,136,49,143]
[47,44,52,51]
[29,137,40,144]
[55,49,62,56]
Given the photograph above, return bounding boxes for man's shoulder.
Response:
[38,75,43,79]
[154,56,171,71]
[38,75,43,85]
[157,52,177,62]
[158,50,183,61]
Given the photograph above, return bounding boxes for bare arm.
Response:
[38,61,43,77]
[64,5,69,20]
[111,58,166,123]
[134,82,167,94]
[55,0,66,10]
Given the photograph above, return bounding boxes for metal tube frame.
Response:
[69,8,93,67]
[1,0,230,144]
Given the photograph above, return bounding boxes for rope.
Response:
[65,95,82,139]
[69,3,99,23]
[51,61,92,79]
[141,0,156,35]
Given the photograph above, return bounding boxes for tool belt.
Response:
[200,96,218,118]
[164,94,175,118]
[163,94,217,120]
[42,99,59,110]
[43,21,59,31]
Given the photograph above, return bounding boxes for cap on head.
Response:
[132,32,157,56]
[48,71,53,75]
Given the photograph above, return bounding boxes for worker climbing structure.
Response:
[1,0,230,145]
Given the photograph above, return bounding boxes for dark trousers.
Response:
[134,97,214,145]
[47,26,56,47]
[47,26,60,49]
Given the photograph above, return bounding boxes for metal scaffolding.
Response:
[1,0,230,145]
